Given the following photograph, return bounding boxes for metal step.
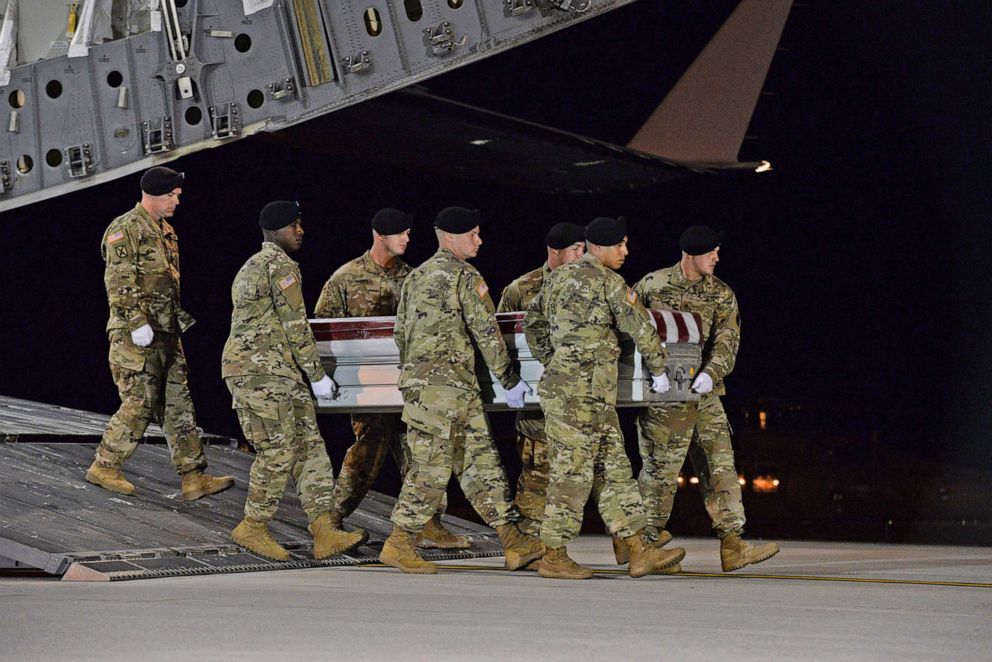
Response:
[0,439,500,582]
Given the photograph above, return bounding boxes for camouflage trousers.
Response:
[540,395,647,549]
[513,411,549,536]
[226,376,336,524]
[391,385,518,533]
[95,330,206,475]
[636,393,745,538]
[330,414,448,519]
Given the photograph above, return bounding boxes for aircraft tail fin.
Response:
[626,0,793,170]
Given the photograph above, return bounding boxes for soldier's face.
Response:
[450,227,482,260]
[148,188,181,219]
[690,246,720,276]
[381,229,411,256]
[274,219,304,253]
[600,237,629,270]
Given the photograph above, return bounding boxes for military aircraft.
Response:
[0,0,792,211]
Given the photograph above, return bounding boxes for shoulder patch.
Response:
[107,231,125,245]
[278,274,298,290]
[625,288,638,306]
[476,279,489,299]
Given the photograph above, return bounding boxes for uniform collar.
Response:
[437,247,467,265]
[262,241,289,257]
[672,260,712,291]
[361,250,407,277]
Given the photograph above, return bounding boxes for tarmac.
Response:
[2,536,990,661]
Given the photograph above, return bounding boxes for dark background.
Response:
[2,2,990,537]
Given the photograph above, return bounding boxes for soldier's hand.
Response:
[311,375,338,400]
[131,324,154,347]
[691,372,713,394]
[505,380,533,409]
[650,373,671,394]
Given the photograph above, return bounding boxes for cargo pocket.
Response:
[401,390,455,440]
[109,340,145,372]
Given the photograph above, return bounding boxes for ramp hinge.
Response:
[142,117,173,154]
[504,0,535,16]
[267,78,297,101]
[65,144,94,179]
[208,102,240,140]
[342,51,372,74]
[0,161,9,193]
[549,0,591,13]
[424,22,467,57]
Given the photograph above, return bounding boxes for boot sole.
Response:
[416,537,472,550]
[314,529,370,560]
[85,471,134,495]
[378,553,438,574]
[721,546,780,572]
[629,547,686,578]
[505,548,544,571]
[231,536,290,562]
[538,568,594,580]
[182,477,235,502]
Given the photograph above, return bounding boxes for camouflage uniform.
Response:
[95,203,205,475]
[524,253,667,550]
[390,248,522,533]
[222,242,335,523]
[634,262,745,538]
[313,250,424,519]
[497,263,551,536]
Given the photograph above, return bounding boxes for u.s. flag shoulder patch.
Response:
[625,288,638,306]
[278,274,298,290]
[107,231,125,245]
[476,280,489,299]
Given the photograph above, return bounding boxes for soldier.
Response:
[524,216,686,580]
[634,225,779,571]
[496,222,587,537]
[86,167,234,500]
[223,201,366,561]
[379,206,543,574]
[314,208,467,550]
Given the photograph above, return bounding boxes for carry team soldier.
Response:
[496,222,587,537]
[86,166,234,500]
[314,208,467,550]
[524,216,686,580]
[379,206,544,574]
[634,225,779,572]
[223,201,366,561]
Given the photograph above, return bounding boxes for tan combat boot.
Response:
[379,526,438,574]
[612,527,673,565]
[537,547,594,580]
[181,470,235,501]
[495,523,545,571]
[720,533,780,572]
[627,532,685,578]
[232,518,290,561]
[416,515,471,550]
[309,512,369,560]
[85,461,135,495]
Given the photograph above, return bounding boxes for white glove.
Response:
[650,373,671,394]
[311,375,338,400]
[131,324,154,347]
[691,371,713,394]
[505,380,533,409]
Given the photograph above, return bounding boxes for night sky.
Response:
[1,2,990,479]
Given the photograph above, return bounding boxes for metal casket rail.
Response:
[311,311,703,414]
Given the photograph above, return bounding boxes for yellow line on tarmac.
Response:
[410,563,992,589]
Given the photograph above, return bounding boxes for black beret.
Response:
[259,200,301,230]
[679,225,722,255]
[585,216,626,246]
[371,208,413,235]
[140,166,184,196]
[435,206,481,234]
[545,222,586,249]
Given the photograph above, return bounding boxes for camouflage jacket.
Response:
[634,262,740,395]
[313,250,410,318]
[100,203,195,334]
[496,263,549,313]
[221,242,326,385]
[395,248,519,392]
[524,253,666,405]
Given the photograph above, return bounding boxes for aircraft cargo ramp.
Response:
[0,398,501,581]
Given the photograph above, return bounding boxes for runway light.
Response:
[755,160,773,173]
[753,475,779,493]
[738,475,746,486]
[773,479,780,487]
[689,476,700,485]
[677,476,685,486]
[469,139,491,146]
[574,160,605,167]
[759,410,767,430]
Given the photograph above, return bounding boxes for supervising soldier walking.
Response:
[314,208,467,550]
[634,225,779,572]
[496,222,586,537]
[380,206,543,574]
[223,201,366,561]
[86,166,234,501]
[524,216,685,580]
